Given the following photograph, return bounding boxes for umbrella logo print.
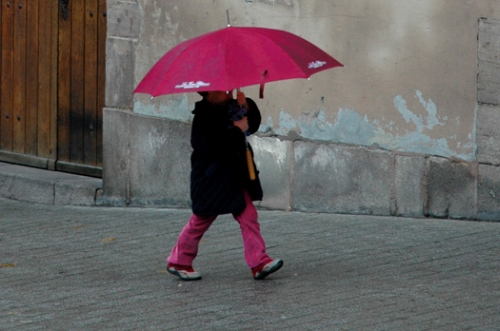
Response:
[308,61,327,69]
[175,81,211,89]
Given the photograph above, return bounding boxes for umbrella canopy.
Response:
[133,26,343,98]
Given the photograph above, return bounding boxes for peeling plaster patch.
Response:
[297,108,375,145]
[336,109,375,144]
[259,116,274,133]
[268,91,475,161]
[384,92,473,160]
[274,110,297,136]
[395,132,451,156]
[415,90,442,130]
[394,90,443,132]
[134,95,193,122]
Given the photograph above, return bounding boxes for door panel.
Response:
[0,0,105,177]
[38,0,58,160]
[26,0,39,156]
[68,0,85,164]
[58,0,105,171]
[13,0,27,154]
[58,0,71,163]
[1,0,15,151]
[83,0,100,166]
[0,0,58,165]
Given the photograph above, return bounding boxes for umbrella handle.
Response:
[246,148,256,181]
[236,88,255,180]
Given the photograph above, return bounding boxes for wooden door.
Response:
[0,0,106,177]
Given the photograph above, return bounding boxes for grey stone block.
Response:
[105,38,136,109]
[54,179,101,206]
[478,164,500,221]
[0,163,54,204]
[292,142,394,215]
[477,104,500,165]
[0,162,101,206]
[127,114,191,207]
[107,1,142,38]
[101,108,130,206]
[395,155,426,217]
[249,136,292,210]
[478,18,500,105]
[427,157,477,219]
[3,176,54,204]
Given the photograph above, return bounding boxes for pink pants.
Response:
[167,191,270,269]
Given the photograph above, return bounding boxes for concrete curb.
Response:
[0,162,102,206]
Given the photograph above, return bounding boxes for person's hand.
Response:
[233,117,249,133]
[236,91,249,110]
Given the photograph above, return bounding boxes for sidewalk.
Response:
[0,162,102,206]
[1,194,500,330]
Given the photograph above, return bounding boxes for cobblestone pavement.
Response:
[1,198,499,331]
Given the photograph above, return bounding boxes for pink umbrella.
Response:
[133,26,343,98]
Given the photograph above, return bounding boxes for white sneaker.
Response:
[167,263,202,281]
[252,259,283,280]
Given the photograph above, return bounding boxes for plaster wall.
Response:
[103,0,500,220]
[132,0,499,160]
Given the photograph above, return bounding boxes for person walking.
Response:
[166,90,283,281]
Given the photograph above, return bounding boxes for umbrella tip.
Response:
[226,9,231,27]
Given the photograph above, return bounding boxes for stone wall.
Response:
[101,115,494,220]
[101,2,500,221]
[252,138,479,220]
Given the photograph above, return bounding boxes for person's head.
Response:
[199,90,233,106]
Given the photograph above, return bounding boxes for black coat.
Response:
[190,97,263,216]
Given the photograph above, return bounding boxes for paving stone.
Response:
[1,199,500,330]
